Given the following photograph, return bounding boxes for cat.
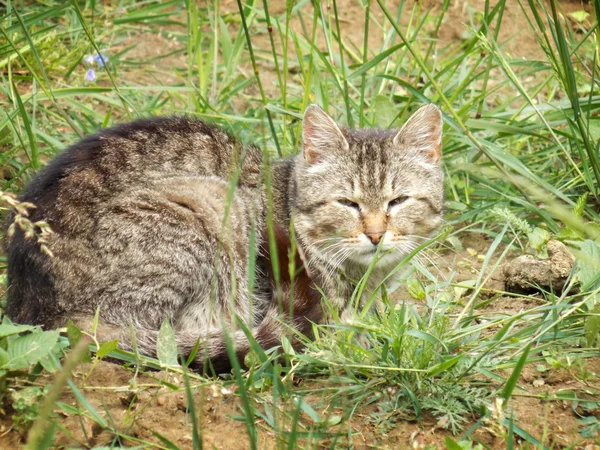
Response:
[3,103,444,373]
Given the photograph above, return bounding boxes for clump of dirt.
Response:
[503,240,575,294]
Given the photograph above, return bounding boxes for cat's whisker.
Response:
[400,242,447,281]
[321,248,353,289]
[301,241,346,271]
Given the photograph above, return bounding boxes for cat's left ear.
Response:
[393,104,443,163]
[303,104,349,165]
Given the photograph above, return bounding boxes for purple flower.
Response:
[94,53,109,66]
[84,53,109,66]
[85,69,96,81]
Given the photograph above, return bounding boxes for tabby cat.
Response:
[4,104,444,372]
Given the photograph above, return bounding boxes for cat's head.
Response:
[293,103,444,272]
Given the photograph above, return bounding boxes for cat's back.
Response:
[17,116,263,227]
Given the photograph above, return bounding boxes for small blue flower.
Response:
[94,53,109,66]
[84,54,95,65]
[85,69,96,81]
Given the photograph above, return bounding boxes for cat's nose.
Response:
[366,231,384,245]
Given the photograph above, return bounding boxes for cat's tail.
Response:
[76,224,322,374]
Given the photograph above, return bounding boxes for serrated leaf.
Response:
[157,319,179,367]
[96,340,119,359]
[5,330,60,370]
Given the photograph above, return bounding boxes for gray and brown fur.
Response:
[4,104,444,372]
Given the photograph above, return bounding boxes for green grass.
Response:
[1,0,600,448]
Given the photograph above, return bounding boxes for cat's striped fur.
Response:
[4,104,443,372]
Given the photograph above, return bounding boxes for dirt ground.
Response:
[2,0,599,448]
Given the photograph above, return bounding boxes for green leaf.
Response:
[569,10,590,23]
[0,323,37,338]
[12,81,39,170]
[428,354,463,377]
[573,240,600,291]
[39,352,63,373]
[584,305,600,347]
[66,320,82,347]
[10,386,42,407]
[406,278,426,300]
[292,397,321,423]
[406,329,448,352]
[55,401,81,415]
[527,227,551,254]
[157,319,179,367]
[502,417,547,448]
[66,321,91,363]
[349,43,405,80]
[96,340,119,359]
[501,344,531,402]
[369,95,398,128]
[185,337,201,367]
[91,307,100,334]
[445,201,467,211]
[151,431,181,450]
[67,379,108,428]
[0,347,9,367]
[5,330,60,370]
[444,437,465,450]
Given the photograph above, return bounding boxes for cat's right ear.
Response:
[393,104,443,163]
[303,104,349,165]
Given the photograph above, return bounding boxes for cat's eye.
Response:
[338,199,360,210]
[388,196,408,209]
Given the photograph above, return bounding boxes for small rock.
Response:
[533,379,545,387]
[503,240,575,294]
